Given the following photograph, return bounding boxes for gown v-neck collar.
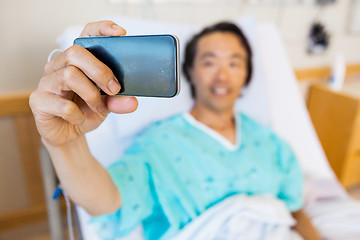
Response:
[183,112,241,151]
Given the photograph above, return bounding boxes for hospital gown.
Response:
[90,112,303,240]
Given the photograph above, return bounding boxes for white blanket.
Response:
[171,194,303,240]
[305,198,360,240]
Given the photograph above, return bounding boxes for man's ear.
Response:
[186,67,197,98]
[188,67,195,83]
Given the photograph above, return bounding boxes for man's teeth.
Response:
[214,88,228,95]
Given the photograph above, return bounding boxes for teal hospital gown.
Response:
[90,112,303,240]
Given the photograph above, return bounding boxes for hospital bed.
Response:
[45,16,360,240]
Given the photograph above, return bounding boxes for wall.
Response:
[0,0,359,94]
[0,0,359,213]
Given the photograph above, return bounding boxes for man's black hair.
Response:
[182,22,253,98]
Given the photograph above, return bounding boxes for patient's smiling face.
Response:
[190,32,248,113]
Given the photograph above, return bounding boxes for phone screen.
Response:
[74,35,179,97]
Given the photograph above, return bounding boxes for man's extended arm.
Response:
[29,21,138,216]
[44,135,121,216]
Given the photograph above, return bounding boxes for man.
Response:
[29,20,320,239]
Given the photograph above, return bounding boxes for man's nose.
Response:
[216,66,230,82]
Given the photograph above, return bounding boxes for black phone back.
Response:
[74,35,179,97]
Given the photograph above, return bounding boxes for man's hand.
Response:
[292,209,321,240]
[28,21,134,215]
[29,21,138,147]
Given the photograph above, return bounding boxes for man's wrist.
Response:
[42,135,91,162]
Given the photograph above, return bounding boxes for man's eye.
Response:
[230,61,244,68]
[203,61,214,67]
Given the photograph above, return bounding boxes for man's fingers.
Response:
[44,45,121,96]
[80,21,126,37]
[43,20,127,100]
[39,66,107,115]
[106,96,138,114]
[30,91,85,126]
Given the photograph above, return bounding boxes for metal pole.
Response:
[39,144,64,240]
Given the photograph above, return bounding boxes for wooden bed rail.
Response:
[0,91,46,231]
[0,92,32,116]
[295,64,360,81]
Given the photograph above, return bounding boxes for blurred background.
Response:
[0,0,359,239]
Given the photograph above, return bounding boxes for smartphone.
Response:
[73,35,180,97]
